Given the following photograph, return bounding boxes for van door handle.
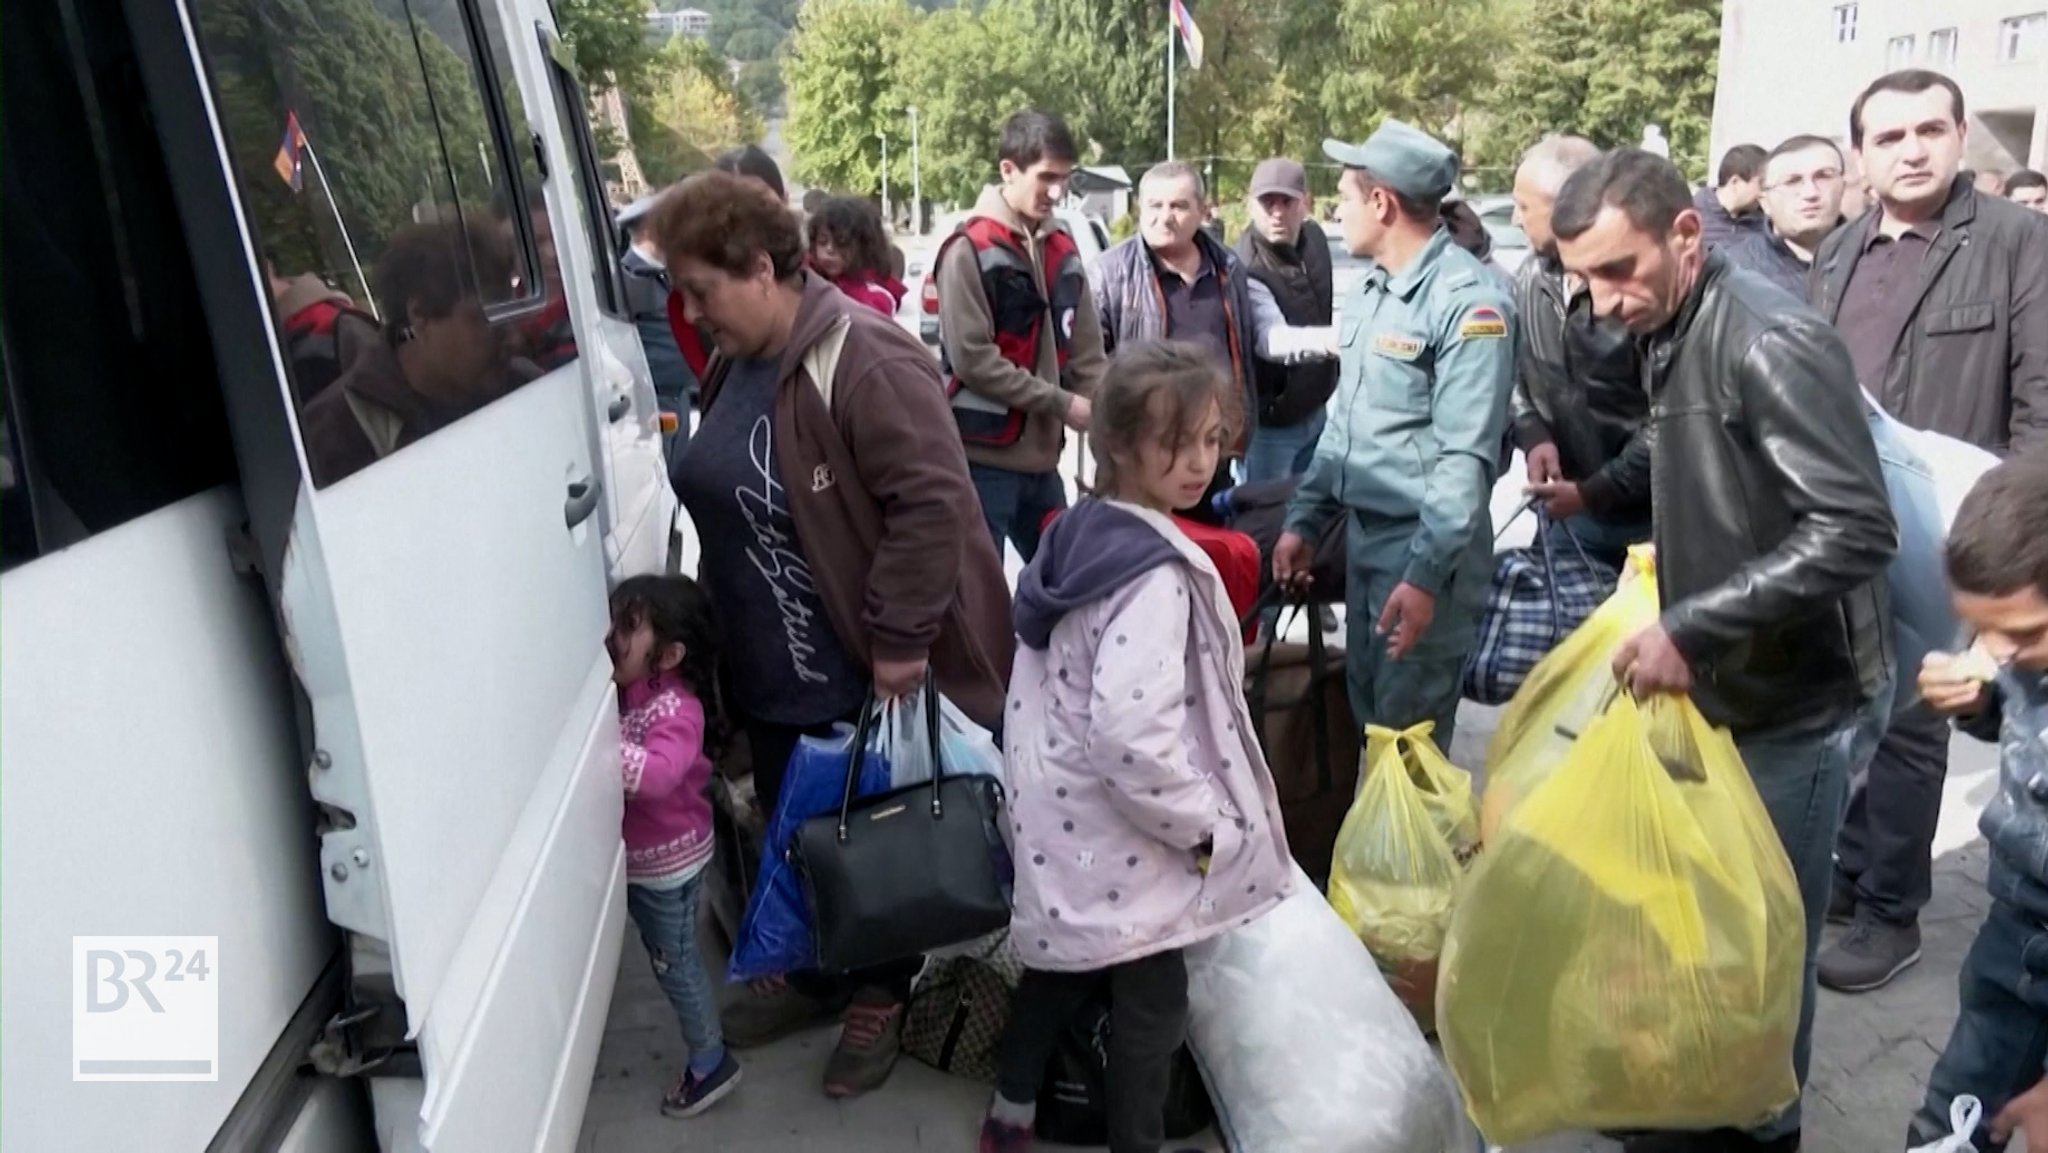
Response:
[564,476,603,527]
[607,394,631,422]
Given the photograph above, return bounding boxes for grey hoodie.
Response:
[1014,500,1181,650]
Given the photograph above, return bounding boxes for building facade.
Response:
[644,7,711,42]
[1712,0,2048,177]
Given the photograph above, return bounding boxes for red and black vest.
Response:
[936,216,1086,446]
[282,298,377,404]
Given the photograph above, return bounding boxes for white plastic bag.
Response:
[1185,863,1462,1153]
[882,690,1003,787]
[1908,1095,1983,1153]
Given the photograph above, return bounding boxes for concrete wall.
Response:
[1712,0,2048,176]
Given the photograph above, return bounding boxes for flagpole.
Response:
[302,135,376,319]
[1166,11,1176,161]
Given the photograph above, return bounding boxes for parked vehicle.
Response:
[0,0,672,1148]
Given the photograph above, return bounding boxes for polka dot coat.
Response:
[1004,504,1294,972]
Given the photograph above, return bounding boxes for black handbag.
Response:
[792,683,1014,975]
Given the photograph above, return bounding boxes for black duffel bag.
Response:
[1220,475,1347,604]
[1035,993,1214,1146]
[792,682,1014,975]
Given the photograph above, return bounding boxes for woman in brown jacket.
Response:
[652,170,1014,1101]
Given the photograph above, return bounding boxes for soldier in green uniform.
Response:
[1275,119,1517,749]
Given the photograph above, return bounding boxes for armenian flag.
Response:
[1169,0,1204,70]
[272,111,307,192]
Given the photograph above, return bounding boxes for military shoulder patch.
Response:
[1457,305,1508,339]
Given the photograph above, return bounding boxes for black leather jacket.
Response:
[1649,252,1898,738]
[1810,178,2048,455]
[1509,255,1652,521]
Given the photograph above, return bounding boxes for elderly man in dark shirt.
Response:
[1727,136,1849,300]
[1812,68,2048,996]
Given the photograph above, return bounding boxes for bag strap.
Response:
[833,677,946,840]
[804,314,853,409]
[1306,603,1333,794]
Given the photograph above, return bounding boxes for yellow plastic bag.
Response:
[1328,723,1478,1026]
[1481,544,1660,845]
[1439,691,1805,1145]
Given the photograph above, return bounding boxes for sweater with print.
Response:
[619,672,716,887]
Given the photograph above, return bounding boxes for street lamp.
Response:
[879,131,891,231]
[908,105,922,236]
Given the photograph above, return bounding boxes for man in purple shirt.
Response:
[1813,68,2048,995]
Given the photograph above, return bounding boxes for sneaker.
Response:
[822,986,904,1099]
[1818,913,1922,993]
[720,977,845,1049]
[1623,1129,1799,1152]
[660,1052,742,1118]
[1825,878,1857,926]
[978,1117,1033,1153]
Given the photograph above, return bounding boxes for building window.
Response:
[2000,12,2046,61]
[1885,34,1916,69]
[1832,3,1859,43]
[1927,27,1957,67]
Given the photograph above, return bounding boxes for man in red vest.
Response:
[935,109,1109,562]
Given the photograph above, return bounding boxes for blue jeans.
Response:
[1910,900,2048,1150]
[626,875,723,1058]
[1241,411,1327,484]
[1736,693,1890,1141]
[968,463,1067,563]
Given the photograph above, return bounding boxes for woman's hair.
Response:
[1090,341,1240,495]
[609,574,732,757]
[809,196,892,280]
[370,220,510,342]
[712,144,787,202]
[648,169,805,282]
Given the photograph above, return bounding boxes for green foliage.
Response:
[630,36,762,186]
[1469,0,1720,179]
[197,0,492,282]
[783,0,918,195]
[893,0,1054,202]
[1038,0,1168,165]
[1319,0,1511,146]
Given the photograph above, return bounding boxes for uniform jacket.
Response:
[1005,500,1293,971]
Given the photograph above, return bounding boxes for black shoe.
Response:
[1623,1129,1798,1152]
[1818,913,1922,993]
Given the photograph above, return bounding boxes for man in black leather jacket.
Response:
[1508,135,1652,566]
[1809,70,2048,998]
[1552,148,1899,1153]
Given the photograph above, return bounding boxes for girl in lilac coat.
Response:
[979,342,1295,1153]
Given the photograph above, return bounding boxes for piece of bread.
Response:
[1951,646,2000,684]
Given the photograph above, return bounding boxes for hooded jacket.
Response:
[695,273,1014,728]
[1006,500,1294,971]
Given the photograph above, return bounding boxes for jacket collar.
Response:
[969,185,1044,244]
[1643,248,1726,379]
[1376,227,1453,302]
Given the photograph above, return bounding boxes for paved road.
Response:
[633,466,2006,1153]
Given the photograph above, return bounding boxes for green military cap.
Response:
[1323,119,1459,201]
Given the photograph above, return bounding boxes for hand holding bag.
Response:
[1462,500,1618,706]
[793,680,1014,975]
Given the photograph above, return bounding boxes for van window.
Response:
[189,0,579,488]
[1,0,238,571]
[540,39,628,319]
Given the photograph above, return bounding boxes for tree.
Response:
[1470,0,1720,179]
[1038,0,1169,165]
[631,37,763,186]
[1317,0,1510,148]
[737,59,785,115]
[784,0,919,195]
[553,0,657,154]
[893,1,1057,204]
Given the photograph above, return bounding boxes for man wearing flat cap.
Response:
[1237,158,1339,483]
[1274,119,1516,749]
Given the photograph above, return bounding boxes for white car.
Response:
[911,203,1111,348]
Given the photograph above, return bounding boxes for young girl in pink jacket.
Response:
[980,342,1295,1153]
[608,575,742,1119]
[807,196,904,316]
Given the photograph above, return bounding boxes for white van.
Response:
[0,0,670,1147]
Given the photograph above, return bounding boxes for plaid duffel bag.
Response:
[1462,508,1618,706]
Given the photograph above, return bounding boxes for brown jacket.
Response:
[700,275,1014,728]
[936,186,1108,474]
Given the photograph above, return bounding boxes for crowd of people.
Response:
[600,63,2048,1153]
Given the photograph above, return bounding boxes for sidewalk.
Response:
[578,688,2002,1153]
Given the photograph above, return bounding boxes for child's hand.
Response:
[1991,1077,2048,1152]
[1920,650,1994,716]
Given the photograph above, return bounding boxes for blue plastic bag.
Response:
[727,723,893,982]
